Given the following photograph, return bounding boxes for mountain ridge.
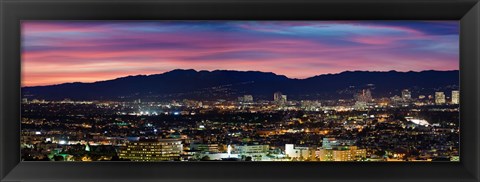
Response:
[23,69,458,88]
[22,69,459,101]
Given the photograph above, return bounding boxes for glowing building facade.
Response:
[318,146,366,161]
[119,138,183,161]
[452,90,460,104]
[402,89,412,101]
[435,92,446,105]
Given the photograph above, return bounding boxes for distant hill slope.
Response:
[22,69,459,101]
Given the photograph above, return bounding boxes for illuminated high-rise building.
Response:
[119,138,183,161]
[435,92,446,105]
[274,91,287,105]
[451,90,460,104]
[243,95,253,103]
[401,89,411,101]
[354,89,372,102]
[274,92,283,102]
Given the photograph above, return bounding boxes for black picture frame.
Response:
[1,0,479,181]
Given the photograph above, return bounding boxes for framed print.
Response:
[1,0,479,182]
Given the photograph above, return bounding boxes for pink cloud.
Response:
[21,21,459,86]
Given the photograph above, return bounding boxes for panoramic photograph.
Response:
[20,21,459,162]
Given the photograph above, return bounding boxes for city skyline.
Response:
[22,21,459,86]
[20,21,460,162]
[21,87,461,162]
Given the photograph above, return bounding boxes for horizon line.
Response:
[22,69,460,88]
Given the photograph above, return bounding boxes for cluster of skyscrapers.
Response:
[355,89,460,106]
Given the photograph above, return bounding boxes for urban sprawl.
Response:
[21,89,460,162]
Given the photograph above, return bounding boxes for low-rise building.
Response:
[119,138,183,161]
[285,144,317,161]
[318,146,366,161]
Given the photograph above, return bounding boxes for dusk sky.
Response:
[22,21,459,87]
